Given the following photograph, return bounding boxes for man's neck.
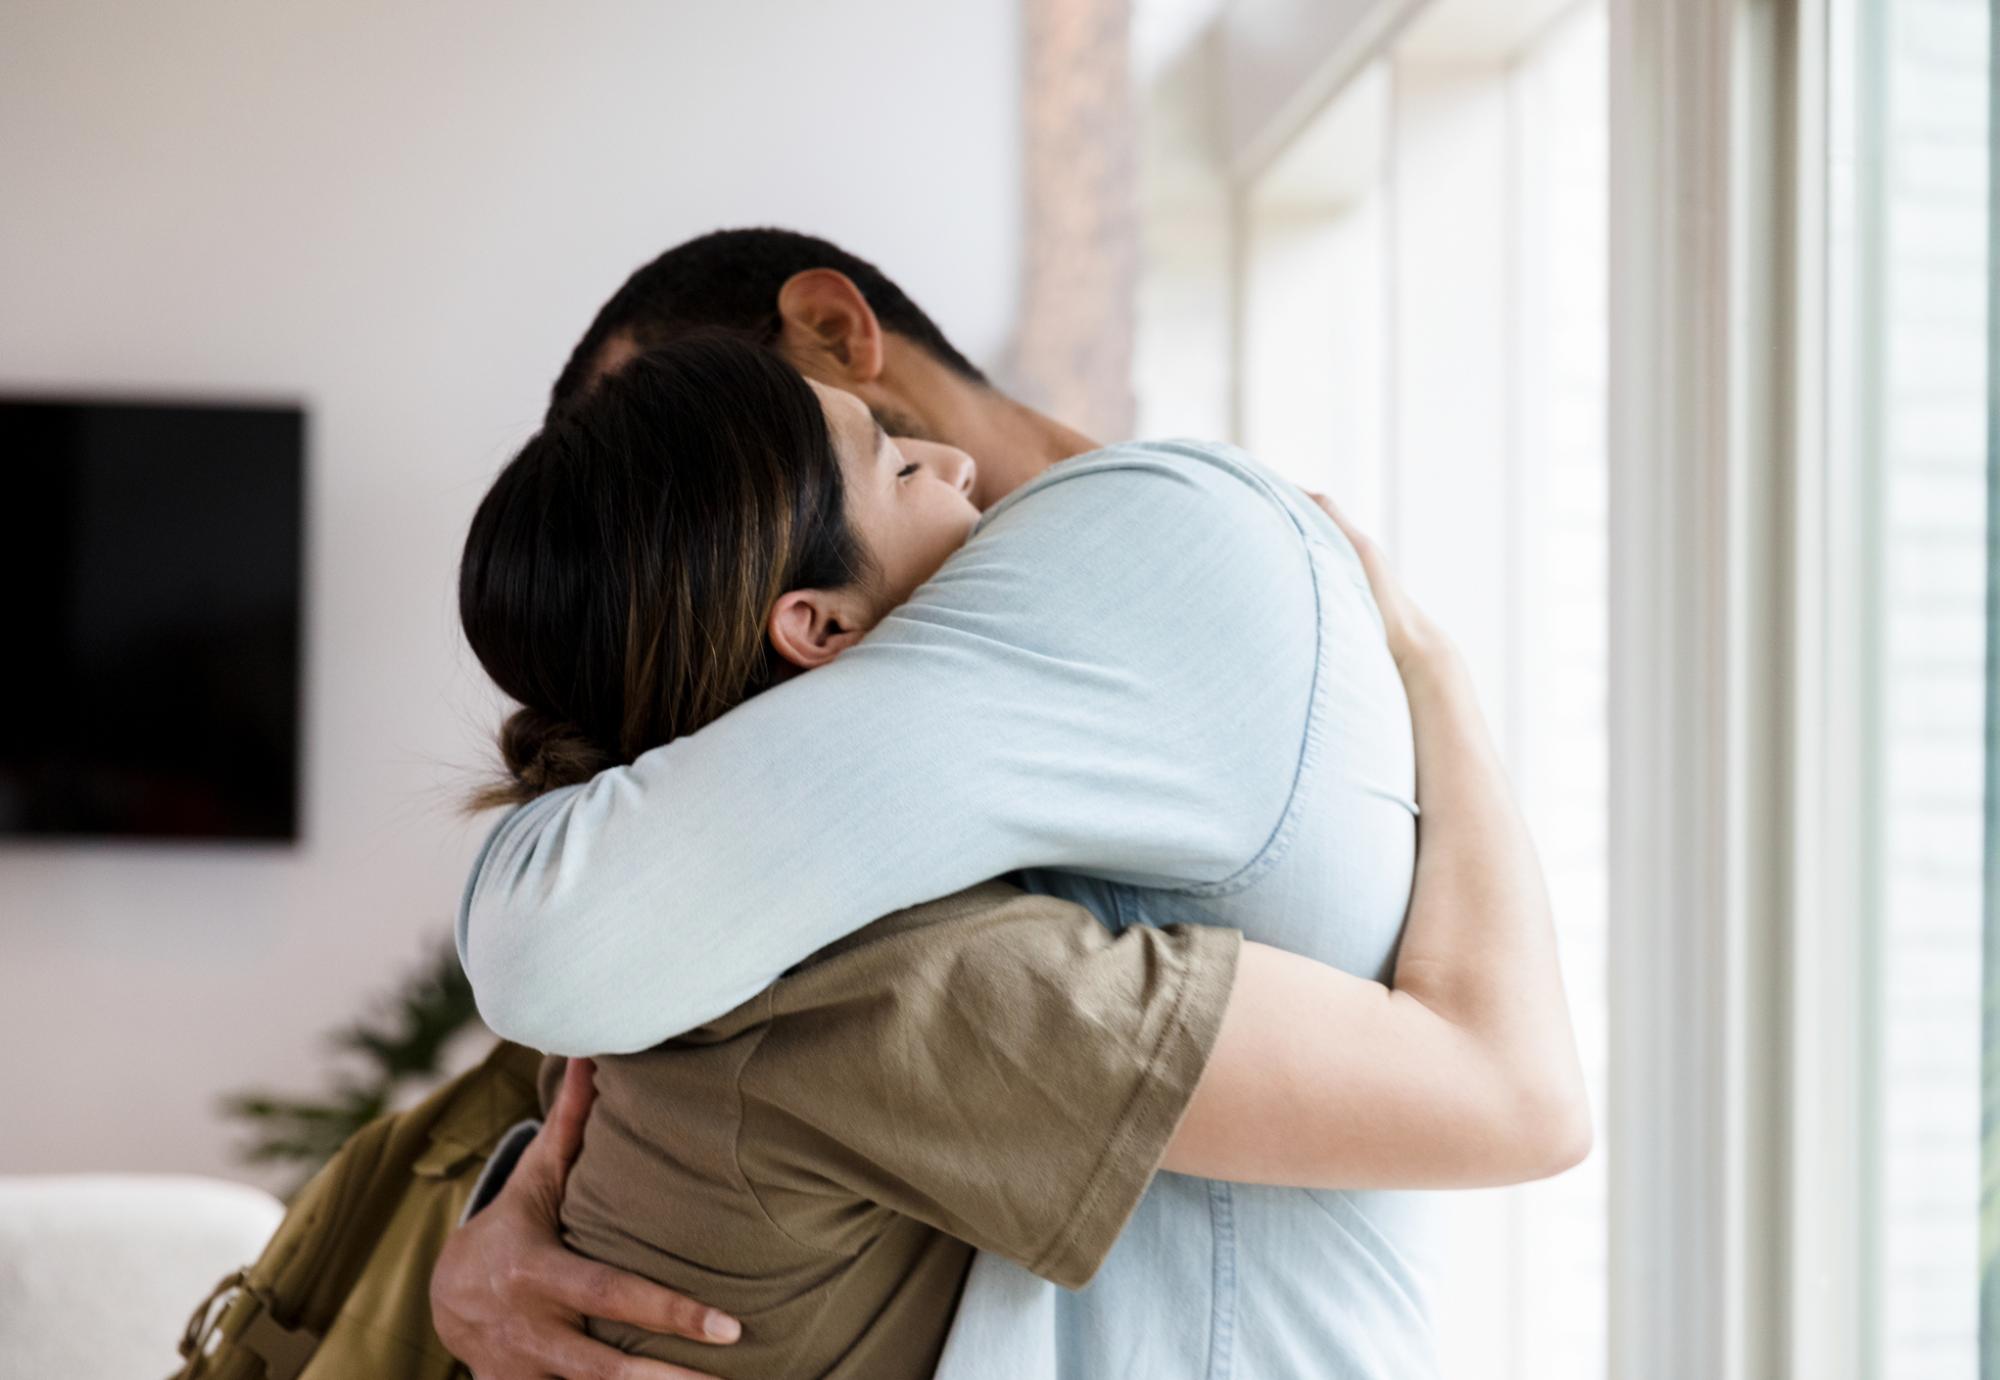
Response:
[880,341,1100,505]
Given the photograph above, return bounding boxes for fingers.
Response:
[544,1331,728,1380]
[459,1278,731,1380]
[546,1259,742,1345]
[512,1057,596,1204]
[543,1057,598,1164]
[1305,490,1375,558]
[1299,486,1442,666]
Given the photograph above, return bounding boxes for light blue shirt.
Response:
[458,439,1440,1379]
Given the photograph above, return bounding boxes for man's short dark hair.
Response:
[550,227,987,410]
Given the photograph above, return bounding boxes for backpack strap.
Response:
[166,1041,543,1380]
[237,1297,317,1380]
[173,1272,316,1380]
[174,1269,242,1373]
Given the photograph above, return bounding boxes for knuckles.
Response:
[574,1269,618,1317]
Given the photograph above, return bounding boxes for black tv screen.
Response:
[0,397,304,841]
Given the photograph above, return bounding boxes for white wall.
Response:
[0,0,1021,1186]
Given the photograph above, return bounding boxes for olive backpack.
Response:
[169,1038,542,1380]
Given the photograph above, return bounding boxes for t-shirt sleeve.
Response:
[735,888,1242,1290]
[457,443,1317,1057]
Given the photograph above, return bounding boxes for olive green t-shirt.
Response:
[544,880,1240,1380]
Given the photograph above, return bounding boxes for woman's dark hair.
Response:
[460,333,870,810]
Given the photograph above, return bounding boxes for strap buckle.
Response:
[171,1272,319,1380]
[239,1301,319,1380]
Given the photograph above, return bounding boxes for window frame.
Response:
[1207,0,1879,1376]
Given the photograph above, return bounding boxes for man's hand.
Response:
[429,1057,742,1380]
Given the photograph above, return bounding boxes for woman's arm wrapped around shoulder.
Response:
[1159,496,1592,1189]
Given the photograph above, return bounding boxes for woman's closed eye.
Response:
[896,463,919,479]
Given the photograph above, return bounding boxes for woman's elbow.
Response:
[462,898,607,1055]
[464,899,736,1057]
[468,960,659,1057]
[465,940,571,1054]
[1505,1080,1594,1181]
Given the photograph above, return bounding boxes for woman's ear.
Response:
[775,269,886,384]
[768,588,868,671]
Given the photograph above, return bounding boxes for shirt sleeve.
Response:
[738,886,1242,1288]
[458,442,1320,1055]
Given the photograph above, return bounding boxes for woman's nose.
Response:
[948,449,976,495]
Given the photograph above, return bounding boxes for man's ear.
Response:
[775,269,886,384]
[768,588,868,671]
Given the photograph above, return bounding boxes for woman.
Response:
[457,334,1585,1377]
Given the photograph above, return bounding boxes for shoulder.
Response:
[976,437,1311,541]
[904,437,1321,662]
[758,882,1227,1071]
[770,881,1100,1008]
[745,884,1152,1079]
[734,885,1113,1161]
[971,438,1320,605]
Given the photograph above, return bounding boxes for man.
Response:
[543,228,1090,512]
[431,229,1576,1379]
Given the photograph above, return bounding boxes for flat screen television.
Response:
[0,397,305,841]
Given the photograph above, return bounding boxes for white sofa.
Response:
[0,1174,284,1380]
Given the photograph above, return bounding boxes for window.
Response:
[1136,0,1996,1372]
[1829,0,1992,1372]
[1137,3,1611,1375]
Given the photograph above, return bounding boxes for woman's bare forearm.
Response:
[1163,648,1588,1189]
[1390,643,1588,1159]
[1162,498,1588,1189]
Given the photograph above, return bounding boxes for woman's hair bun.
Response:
[470,706,614,811]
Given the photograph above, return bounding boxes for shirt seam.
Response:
[730,992,852,1261]
[727,990,860,1377]
[975,441,1329,899]
[1175,505,1337,899]
[1205,1179,1238,1380]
